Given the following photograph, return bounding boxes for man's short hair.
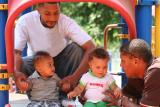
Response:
[36,2,60,8]
[128,39,153,64]
[120,42,130,55]
[88,47,110,61]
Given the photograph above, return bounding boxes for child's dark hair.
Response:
[33,51,51,66]
[88,48,110,61]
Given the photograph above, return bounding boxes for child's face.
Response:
[89,57,108,78]
[36,57,55,78]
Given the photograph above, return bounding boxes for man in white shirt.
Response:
[14,2,95,99]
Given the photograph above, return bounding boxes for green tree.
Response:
[61,2,121,49]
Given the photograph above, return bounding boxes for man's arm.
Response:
[14,49,28,90]
[14,49,22,73]
[60,40,95,89]
[72,40,95,80]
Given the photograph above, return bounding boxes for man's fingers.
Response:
[104,90,117,99]
[102,96,112,103]
[103,90,120,106]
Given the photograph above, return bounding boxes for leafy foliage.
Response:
[61,2,121,49]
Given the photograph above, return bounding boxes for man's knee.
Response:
[69,43,84,58]
[22,56,35,76]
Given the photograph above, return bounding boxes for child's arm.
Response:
[67,84,85,99]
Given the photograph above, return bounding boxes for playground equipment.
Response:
[5,0,137,74]
[0,0,159,106]
[155,3,160,57]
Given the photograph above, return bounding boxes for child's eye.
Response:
[48,63,53,67]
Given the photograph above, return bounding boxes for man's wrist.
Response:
[72,73,80,82]
[119,96,134,107]
[117,98,122,106]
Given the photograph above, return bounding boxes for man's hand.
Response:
[14,71,28,91]
[103,90,136,107]
[103,90,120,106]
[114,87,122,98]
[59,80,71,93]
[59,75,78,92]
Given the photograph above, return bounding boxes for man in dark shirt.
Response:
[120,42,144,103]
[105,39,160,106]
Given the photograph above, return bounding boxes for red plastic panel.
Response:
[5,0,136,73]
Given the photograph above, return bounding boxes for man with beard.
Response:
[14,2,95,101]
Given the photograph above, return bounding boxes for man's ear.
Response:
[37,8,41,14]
[37,6,43,14]
[134,57,140,65]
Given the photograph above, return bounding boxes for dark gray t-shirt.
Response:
[28,72,61,101]
[141,58,160,106]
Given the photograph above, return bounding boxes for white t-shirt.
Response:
[80,71,115,103]
[14,10,91,57]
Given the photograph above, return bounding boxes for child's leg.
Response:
[46,101,61,107]
[96,101,106,107]
[27,101,44,107]
[96,101,118,107]
[84,102,96,107]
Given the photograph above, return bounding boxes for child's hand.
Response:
[67,91,77,99]
[114,87,122,98]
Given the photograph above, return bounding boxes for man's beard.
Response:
[40,17,57,28]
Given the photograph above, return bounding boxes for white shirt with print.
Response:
[80,71,115,103]
[14,10,91,57]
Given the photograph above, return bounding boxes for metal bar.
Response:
[103,24,121,49]
[155,4,160,57]
[0,0,8,106]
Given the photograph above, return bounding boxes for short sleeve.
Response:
[14,17,28,51]
[105,74,116,90]
[140,68,160,106]
[79,73,88,86]
[108,74,116,86]
[59,14,91,46]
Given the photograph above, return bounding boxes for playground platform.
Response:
[9,92,83,107]
[9,75,121,107]
[9,93,29,107]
